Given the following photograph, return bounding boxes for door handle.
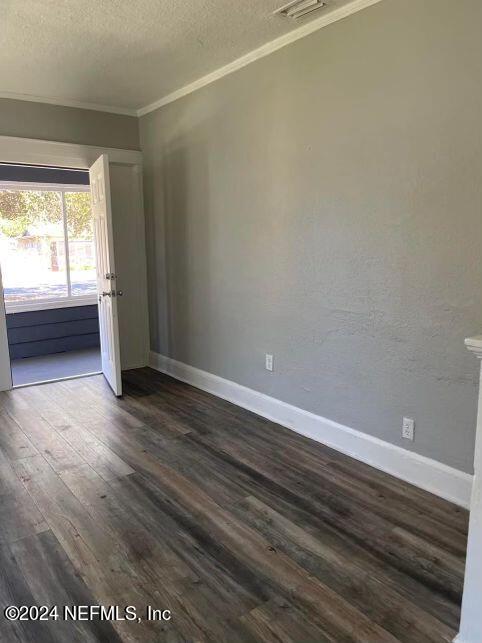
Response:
[100,290,123,298]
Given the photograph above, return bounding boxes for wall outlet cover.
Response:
[402,417,415,441]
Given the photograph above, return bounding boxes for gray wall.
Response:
[140,0,482,473]
[0,98,139,150]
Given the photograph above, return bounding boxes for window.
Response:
[0,183,96,312]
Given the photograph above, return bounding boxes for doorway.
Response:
[0,135,149,399]
[0,163,101,387]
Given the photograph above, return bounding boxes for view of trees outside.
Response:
[65,192,96,296]
[0,189,96,303]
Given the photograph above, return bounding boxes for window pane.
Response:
[0,190,68,302]
[65,191,97,297]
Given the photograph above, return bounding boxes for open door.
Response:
[90,155,122,396]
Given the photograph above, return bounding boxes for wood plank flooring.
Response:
[0,367,468,642]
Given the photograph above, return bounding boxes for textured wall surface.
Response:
[0,98,139,150]
[140,0,482,473]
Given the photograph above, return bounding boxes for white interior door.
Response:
[0,264,12,391]
[90,154,122,396]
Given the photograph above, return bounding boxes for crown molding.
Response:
[0,0,384,119]
[137,0,385,117]
[0,90,137,117]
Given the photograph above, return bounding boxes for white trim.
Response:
[0,181,89,192]
[0,135,142,169]
[0,90,137,117]
[60,191,72,299]
[0,181,96,313]
[5,296,97,314]
[0,265,12,391]
[130,164,151,371]
[138,0,384,116]
[457,341,482,643]
[149,351,473,509]
[465,335,482,360]
[0,0,383,118]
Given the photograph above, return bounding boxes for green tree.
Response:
[0,189,92,238]
[65,191,93,238]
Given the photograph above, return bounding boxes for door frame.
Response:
[0,135,146,392]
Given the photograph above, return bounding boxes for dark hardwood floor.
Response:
[0,367,468,642]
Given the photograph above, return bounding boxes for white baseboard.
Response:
[149,351,473,509]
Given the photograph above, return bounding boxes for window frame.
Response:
[0,181,97,314]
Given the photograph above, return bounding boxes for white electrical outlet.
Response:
[265,354,274,372]
[402,417,415,441]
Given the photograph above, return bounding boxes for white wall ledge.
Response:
[464,336,482,359]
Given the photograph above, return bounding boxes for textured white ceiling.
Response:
[0,0,357,113]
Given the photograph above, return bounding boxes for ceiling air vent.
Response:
[274,0,327,20]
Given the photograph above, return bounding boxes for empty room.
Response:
[0,1,481,642]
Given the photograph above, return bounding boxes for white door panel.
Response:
[90,154,122,396]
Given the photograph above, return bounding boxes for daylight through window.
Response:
[0,186,96,311]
